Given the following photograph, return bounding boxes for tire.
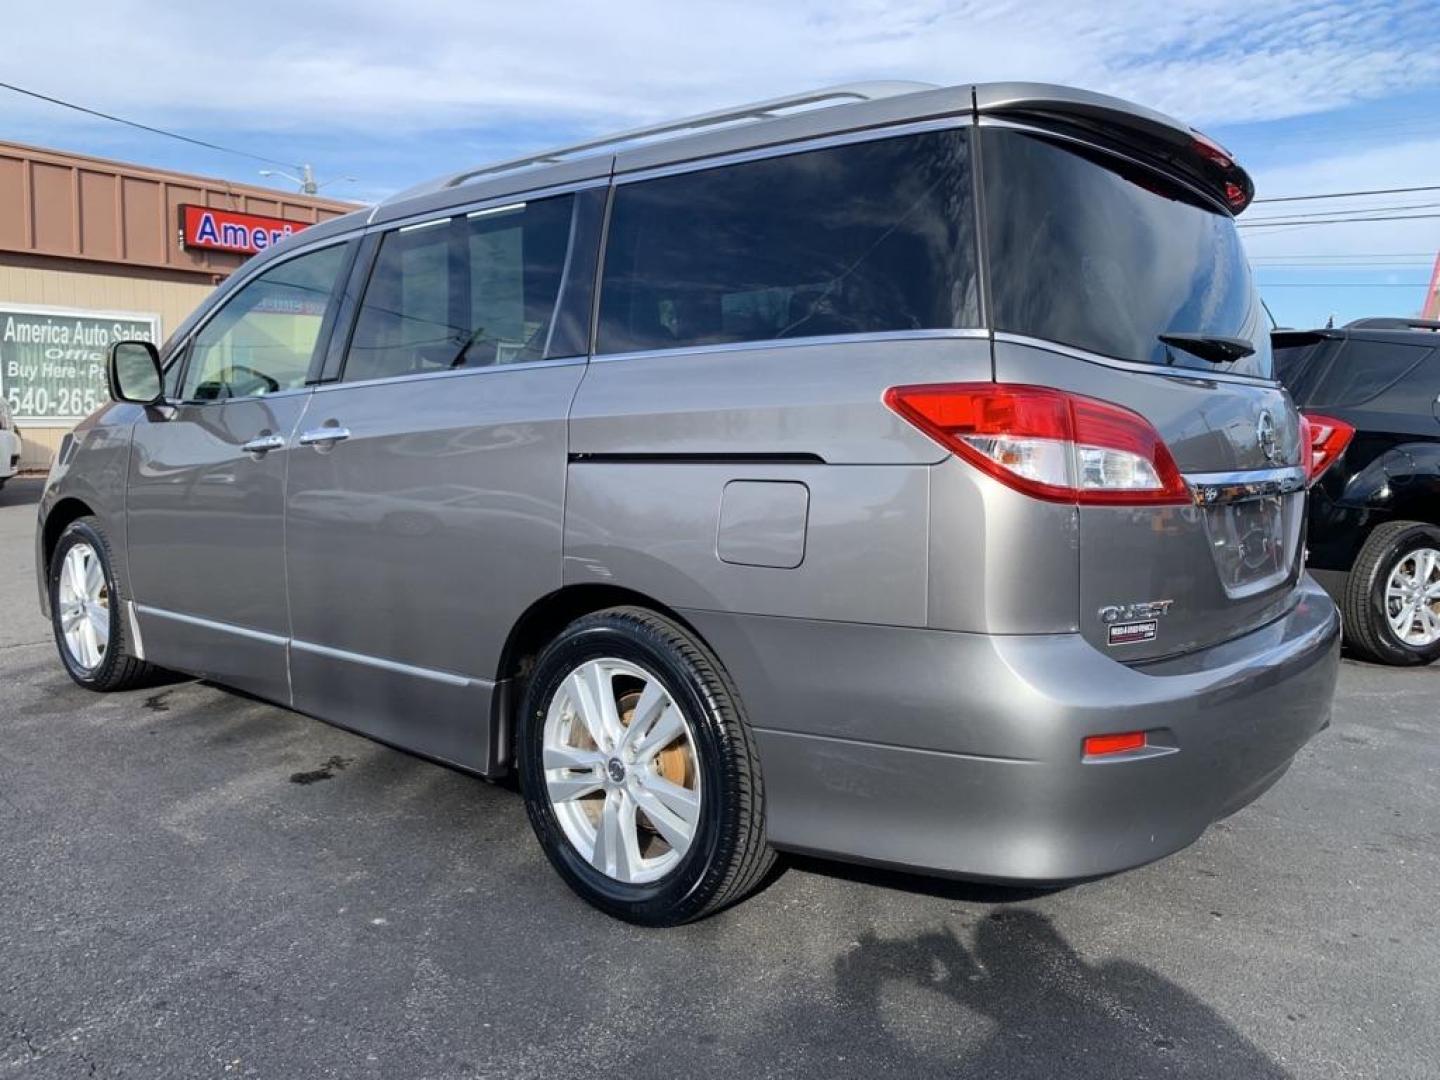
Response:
[517,606,774,925]
[1341,520,1440,667]
[48,516,157,691]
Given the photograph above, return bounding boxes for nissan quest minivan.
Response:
[37,82,1344,924]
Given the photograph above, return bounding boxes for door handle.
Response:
[298,426,351,447]
[241,434,286,455]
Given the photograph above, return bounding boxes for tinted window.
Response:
[183,244,348,401]
[1291,338,1433,409]
[983,129,1270,378]
[344,195,576,383]
[598,129,979,353]
[1272,334,1329,395]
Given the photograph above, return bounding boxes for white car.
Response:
[0,398,21,488]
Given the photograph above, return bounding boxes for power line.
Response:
[1240,212,1440,229]
[1257,282,1431,288]
[1248,252,1438,259]
[1253,184,1440,204]
[1245,200,1440,224]
[1249,259,1428,264]
[0,80,298,169]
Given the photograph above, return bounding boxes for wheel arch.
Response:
[1315,441,1440,572]
[1385,490,1440,531]
[488,584,709,774]
[41,497,98,576]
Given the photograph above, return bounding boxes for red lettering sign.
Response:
[179,205,312,255]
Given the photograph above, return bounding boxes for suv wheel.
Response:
[49,516,157,691]
[517,607,774,924]
[1342,520,1440,666]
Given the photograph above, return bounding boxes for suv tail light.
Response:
[1299,412,1354,484]
[884,383,1191,506]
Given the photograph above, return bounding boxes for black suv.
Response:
[1275,317,1440,666]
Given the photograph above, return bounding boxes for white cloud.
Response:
[1242,137,1440,259]
[5,0,1438,135]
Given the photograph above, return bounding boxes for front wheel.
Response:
[49,516,157,691]
[1342,520,1440,666]
[517,607,774,925]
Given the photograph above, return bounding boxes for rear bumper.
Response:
[685,575,1341,881]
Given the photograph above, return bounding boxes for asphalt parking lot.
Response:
[1,475,1437,1080]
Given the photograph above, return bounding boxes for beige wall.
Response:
[1,254,218,469]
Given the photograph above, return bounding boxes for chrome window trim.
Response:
[368,178,609,236]
[1185,466,1308,506]
[591,327,990,365]
[614,114,972,186]
[315,354,585,394]
[290,639,486,689]
[994,332,1280,388]
[135,605,289,647]
[398,217,450,234]
[468,202,525,219]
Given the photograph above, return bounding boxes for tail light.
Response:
[1189,131,1251,211]
[883,383,1191,506]
[1299,412,1354,484]
[1190,130,1234,170]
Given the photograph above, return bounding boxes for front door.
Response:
[284,192,596,771]
[126,241,352,703]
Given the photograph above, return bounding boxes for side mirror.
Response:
[108,341,164,405]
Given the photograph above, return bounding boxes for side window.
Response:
[597,128,979,354]
[343,194,578,383]
[182,244,349,401]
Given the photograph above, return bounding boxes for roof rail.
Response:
[1345,317,1440,332]
[388,81,938,203]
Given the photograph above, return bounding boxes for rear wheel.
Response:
[517,607,774,924]
[1342,520,1440,666]
[49,516,157,691]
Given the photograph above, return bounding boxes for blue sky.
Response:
[5,0,1440,328]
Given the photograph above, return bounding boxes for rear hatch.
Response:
[978,110,1305,661]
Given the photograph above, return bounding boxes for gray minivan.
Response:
[38,82,1342,924]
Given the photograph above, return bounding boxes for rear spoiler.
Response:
[1271,330,1338,349]
[974,83,1255,215]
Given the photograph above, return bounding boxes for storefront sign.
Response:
[180,204,311,255]
[0,305,160,422]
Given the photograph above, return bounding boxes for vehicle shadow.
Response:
[797,910,1293,1079]
[779,851,1065,905]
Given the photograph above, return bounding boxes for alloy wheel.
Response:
[57,541,109,670]
[542,657,701,884]
[1386,547,1440,647]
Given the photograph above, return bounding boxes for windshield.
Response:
[982,127,1271,379]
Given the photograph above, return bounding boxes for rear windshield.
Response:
[1278,336,1435,409]
[982,128,1271,379]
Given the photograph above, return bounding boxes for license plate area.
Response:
[1201,491,1303,599]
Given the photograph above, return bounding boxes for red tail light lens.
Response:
[1083,731,1147,757]
[883,383,1191,506]
[1191,131,1235,170]
[1298,412,1354,484]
